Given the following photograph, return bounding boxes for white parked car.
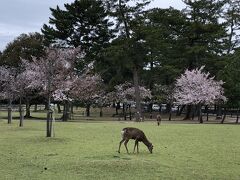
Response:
[161,104,167,110]
[171,106,178,112]
[152,104,160,111]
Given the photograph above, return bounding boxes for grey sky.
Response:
[0,0,185,51]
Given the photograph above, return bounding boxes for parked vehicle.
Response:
[171,106,178,112]
[161,104,167,111]
[152,104,160,111]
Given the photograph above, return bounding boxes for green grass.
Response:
[0,118,240,180]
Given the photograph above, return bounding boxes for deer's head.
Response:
[148,143,153,153]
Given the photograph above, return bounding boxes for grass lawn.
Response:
[0,118,240,180]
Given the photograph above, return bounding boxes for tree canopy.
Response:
[41,0,113,69]
[0,33,45,67]
[1,0,239,125]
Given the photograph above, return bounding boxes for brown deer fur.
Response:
[118,127,153,154]
[156,114,161,126]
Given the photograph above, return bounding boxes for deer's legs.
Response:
[124,139,129,154]
[136,141,139,153]
[118,139,125,153]
[133,140,139,153]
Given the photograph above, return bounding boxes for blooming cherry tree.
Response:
[174,66,226,123]
[0,66,17,124]
[70,74,104,117]
[114,82,152,104]
[109,82,152,121]
[20,47,79,136]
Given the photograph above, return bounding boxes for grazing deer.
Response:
[156,114,161,126]
[118,127,153,154]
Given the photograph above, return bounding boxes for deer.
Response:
[156,114,161,126]
[118,127,153,154]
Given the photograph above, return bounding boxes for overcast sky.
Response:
[0,0,185,51]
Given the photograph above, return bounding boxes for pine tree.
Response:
[100,0,151,120]
[42,0,113,67]
[182,0,227,69]
[224,0,240,54]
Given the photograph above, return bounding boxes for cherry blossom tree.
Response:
[174,66,227,123]
[12,59,47,126]
[94,93,109,117]
[70,74,104,117]
[0,66,17,124]
[44,48,79,136]
[109,82,152,121]
[0,62,44,126]
[14,71,28,127]
[20,47,79,136]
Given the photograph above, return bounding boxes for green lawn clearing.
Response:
[0,119,240,180]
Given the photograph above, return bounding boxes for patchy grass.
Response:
[0,118,240,180]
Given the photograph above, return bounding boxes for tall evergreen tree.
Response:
[224,0,240,54]
[42,0,113,68]
[141,7,187,88]
[100,0,151,120]
[182,0,227,70]
[219,49,240,108]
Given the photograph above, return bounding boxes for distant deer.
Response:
[118,127,153,154]
[156,114,161,126]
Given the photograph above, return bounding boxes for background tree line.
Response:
[0,0,239,122]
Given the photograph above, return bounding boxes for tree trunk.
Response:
[86,104,90,117]
[216,105,222,119]
[62,101,70,121]
[100,107,103,117]
[118,0,143,121]
[159,104,162,114]
[168,103,172,121]
[198,104,203,123]
[57,103,61,113]
[7,99,12,124]
[46,55,54,137]
[46,111,52,137]
[227,17,234,54]
[122,103,126,119]
[71,103,74,114]
[129,105,132,120]
[191,105,195,120]
[133,67,142,121]
[166,103,171,114]
[118,0,130,38]
[177,105,185,116]
[169,110,172,121]
[236,109,239,124]
[116,102,120,115]
[205,106,209,121]
[221,107,227,124]
[25,99,31,118]
[19,96,24,127]
[184,105,192,120]
[148,103,153,113]
[46,95,52,137]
